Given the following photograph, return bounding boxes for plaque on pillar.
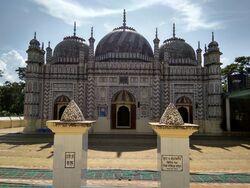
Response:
[47,100,95,188]
[149,103,199,188]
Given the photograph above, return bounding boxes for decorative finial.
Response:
[91,26,93,38]
[173,23,176,38]
[159,103,184,126]
[198,41,200,49]
[48,41,50,48]
[123,9,126,28]
[205,44,207,52]
[155,27,158,38]
[42,42,44,50]
[212,32,214,41]
[34,32,36,39]
[60,100,85,121]
[73,21,76,36]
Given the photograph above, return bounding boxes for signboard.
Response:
[161,155,183,171]
[65,152,75,168]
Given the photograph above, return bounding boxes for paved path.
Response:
[0,128,250,187]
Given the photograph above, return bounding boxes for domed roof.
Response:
[53,36,89,64]
[95,10,153,62]
[29,32,40,47]
[159,37,196,65]
[95,28,153,62]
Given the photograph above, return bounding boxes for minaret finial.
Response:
[42,42,44,50]
[123,9,126,28]
[155,27,158,38]
[198,41,200,49]
[205,44,207,52]
[91,26,93,38]
[48,41,50,48]
[34,32,36,39]
[73,21,76,36]
[173,23,176,38]
[212,32,214,41]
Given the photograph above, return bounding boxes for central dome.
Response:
[95,28,153,62]
[95,10,153,62]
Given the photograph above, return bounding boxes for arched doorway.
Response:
[176,96,193,123]
[117,106,130,127]
[111,90,136,129]
[54,95,70,120]
[178,107,189,123]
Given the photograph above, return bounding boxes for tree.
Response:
[0,81,25,116]
[221,56,250,77]
[16,67,26,81]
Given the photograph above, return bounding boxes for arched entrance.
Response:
[54,95,70,120]
[117,106,130,127]
[111,90,136,129]
[176,96,193,123]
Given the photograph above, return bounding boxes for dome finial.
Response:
[48,41,50,48]
[73,21,76,36]
[155,27,158,38]
[198,41,200,49]
[91,26,93,38]
[212,32,214,42]
[42,42,44,50]
[205,44,207,52]
[34,32,36,39]
[173,23,176,38]
[123,9,126,28]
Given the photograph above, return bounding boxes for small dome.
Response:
[159,37,197,65]
[29,38,40,46]
[95,28,153,62]
[53,36,89,64]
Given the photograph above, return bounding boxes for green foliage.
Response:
[0,81,25,116]
[221,56,250,76]
[15,67,26,81]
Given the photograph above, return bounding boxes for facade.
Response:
[24,11,223,134]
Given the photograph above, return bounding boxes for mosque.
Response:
[24,10,223,134]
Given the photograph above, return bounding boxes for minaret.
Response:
[196,41,202,66]
[24,32,45,132]
[204,32,223,132]
[153,28,160,61]
[88,27,95,61]
[46,41,52,63]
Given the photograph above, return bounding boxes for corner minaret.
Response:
[196,41,202,66]
[204,32,223,132]
[24,32,45,132]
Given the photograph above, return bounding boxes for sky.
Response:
[0,0,249,84]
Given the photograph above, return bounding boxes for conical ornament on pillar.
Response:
[60,100,85,121]
[159,103,184,126]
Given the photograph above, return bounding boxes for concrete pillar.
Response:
[226,97,231,131]
[47,100,95,188]
[149,103,199,188]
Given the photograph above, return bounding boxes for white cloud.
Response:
[33,0,122,25]
[132,0,222,31]
[0,50,26,84]
[103,23,116,32]
[32,0,222,31]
